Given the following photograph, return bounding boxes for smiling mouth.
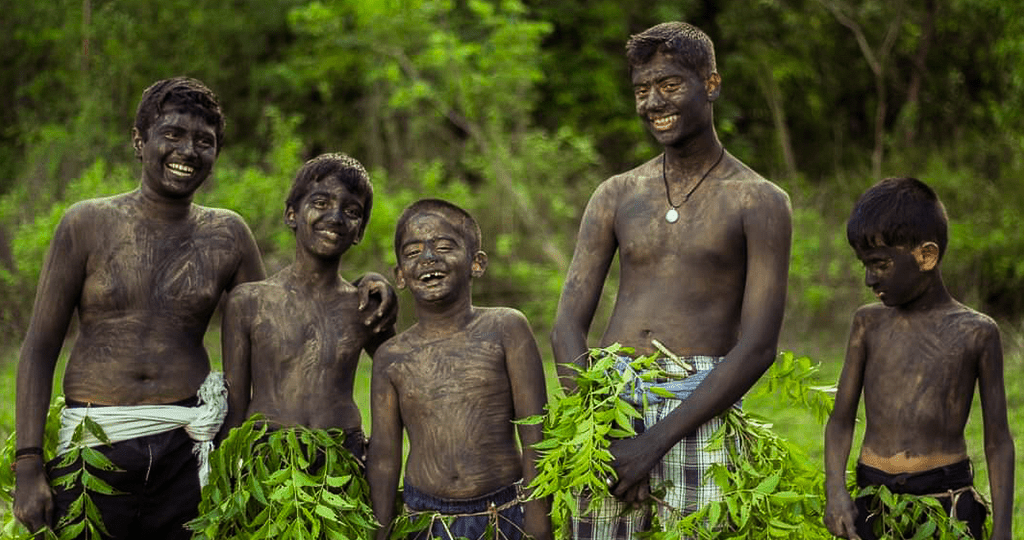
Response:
[166,163,195,177]
[418,271,446,284]
[652,114,678,131]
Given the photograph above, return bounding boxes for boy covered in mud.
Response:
[368,199,551,540]
[219,153,395,457]
[824,177,1014,539]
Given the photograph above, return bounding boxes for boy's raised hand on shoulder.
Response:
[354,272,398,334]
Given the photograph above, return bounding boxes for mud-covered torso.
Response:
[599,155,767,357]
[379,308,523,498]
[63,195,249,404]
[240,276,371,431]
[857,303,991,469]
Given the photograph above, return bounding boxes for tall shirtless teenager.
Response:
[550,22,792,538]
[13,77,393,539]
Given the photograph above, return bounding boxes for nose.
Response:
[864,268,878,288]
[419,243,439,262]
[175,136,197,157]
[644,88,666,111]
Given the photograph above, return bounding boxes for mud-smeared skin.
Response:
[14,89,266,533]
[369,201,551,540]
[551,23,792,506]
[220,164,396,438]
[825,231,1014,539]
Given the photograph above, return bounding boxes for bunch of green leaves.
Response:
[645,352,835,538]
[188,418,377,539]
[648,408,832,539]
[520,344,669,539]
[851,484,989,539]
[1,397,122,540]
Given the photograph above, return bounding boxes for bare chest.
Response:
[392,337,512,412]
[615,186,745,269]
[250,290,368,364]
[80,219,240,317]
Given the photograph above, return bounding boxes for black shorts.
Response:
[48,412,201,539]
[854,459,987,539]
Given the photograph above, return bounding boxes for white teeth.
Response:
[420,272,444,280]
[167,163,194,176]
[652,115,678,130]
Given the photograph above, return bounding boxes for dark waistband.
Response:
[403,481,521,514]
[856,459,973,495]
[65,395,200,408]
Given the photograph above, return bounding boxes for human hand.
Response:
[607,437,657,502]
[823,490,861,539]
[13,458,53,535]
[355,272,398,334]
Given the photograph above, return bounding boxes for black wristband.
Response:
[14,447,44,459]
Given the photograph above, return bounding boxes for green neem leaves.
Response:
[188,417,378,540]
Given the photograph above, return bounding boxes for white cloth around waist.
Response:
[56,371,228,487]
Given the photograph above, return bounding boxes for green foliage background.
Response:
[0,0,1023,535]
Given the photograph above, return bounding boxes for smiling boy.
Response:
[824,177,1014,539]
[13,77,265,539]
[368,199,551,540]
[218,153,395,454]
[551,22,791,537]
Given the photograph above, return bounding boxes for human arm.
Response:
[368,353,404,540]
[822,311,869,540]
[354,272,399,337]
[14,209,88,532]
[550,181,618,391]
[608,184,792,499]
[504,311,553,540]
[218,290,253,442]
[976,323,1014,540]
[228,214,266,290]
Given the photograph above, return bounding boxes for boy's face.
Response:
[632,51,717,148]
[133,108,218,200]
[855,243,934,308]
[287,174,366,260]
[396,212,484,304]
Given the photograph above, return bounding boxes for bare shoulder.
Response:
[372,326,420,368]
[589,156,661,207]
[193,204,253,235]
[720,154,791,213]
[943,302,1001,348]
[478,305,531,329]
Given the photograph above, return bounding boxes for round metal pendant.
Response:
[665,208,679,223]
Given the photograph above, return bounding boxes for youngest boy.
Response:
[219,153,395,455]
[824,177,1014,539]
[368,199,552,540]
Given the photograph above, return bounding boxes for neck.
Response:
[289,250,343,291]
[899,271,954,312]
[413,292,475,334]
[663,129,724,180]
[134,185,195,221]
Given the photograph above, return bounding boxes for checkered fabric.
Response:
[570,356,740,540]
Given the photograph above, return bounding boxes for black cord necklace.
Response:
[662,147,725,223]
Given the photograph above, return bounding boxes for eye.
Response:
[634,86,649,99]
[344,207,362,219]
[310,198,329,209]
[195,137,215,149]
[403,248,421,259]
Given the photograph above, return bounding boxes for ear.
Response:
[131,128,144,160]
[913,242,940,271]
[471,251,488,278]
[393,265,406,290]
[705,73,721,102]
[284,206,298,231]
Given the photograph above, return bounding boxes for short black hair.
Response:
[286,153,373,237]
[847,177,949,260]
[394,199,482,258]
[625,22,717,80]
[135,77,226,154]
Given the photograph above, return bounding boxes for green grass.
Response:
[2,327,1022,537]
